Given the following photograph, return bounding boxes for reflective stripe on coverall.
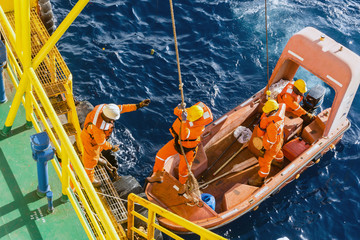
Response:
[153,102,213,184]
[81,103,137,182]
[257,103,286,178]
[277,82,307,117]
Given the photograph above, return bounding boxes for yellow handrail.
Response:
[127,193,227,240]
[32,0,89,70]
[0,6,15,49]
[29,68,120,240]
[0,2,120,239]
[0,2,227,240]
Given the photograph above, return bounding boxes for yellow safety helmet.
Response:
[294,79,307,94]
[262,99,279,114]
[187,105,204,122]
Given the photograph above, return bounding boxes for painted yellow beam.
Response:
[0,6,16,49]
[69,171,106,240]
[19,0,34,123]
[14,0,22,59]
[128,193,227,240]
[29,68,119,240]
[0,0,37,13]
[32,0,90,70]
[2,74,27,129]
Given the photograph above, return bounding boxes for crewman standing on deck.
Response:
[81,99,150,187]
[147,102,213,195]
[248,99,286,187]
[277,79,314,123]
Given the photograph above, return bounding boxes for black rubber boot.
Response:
[248,174,264,187]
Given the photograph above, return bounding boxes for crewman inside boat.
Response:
[277,79,315,124]
[248,99,286,187]
[81,100,150,187]
[147,102,213,194]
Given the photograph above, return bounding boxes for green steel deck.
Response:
[0,71,88,239]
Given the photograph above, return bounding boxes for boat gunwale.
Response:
[155,118,350,232]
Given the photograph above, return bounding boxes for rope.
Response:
[168,0,201,201]
[265,0,269,82]
[169,0,185,107]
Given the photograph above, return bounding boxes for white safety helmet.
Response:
[103,104,120,120]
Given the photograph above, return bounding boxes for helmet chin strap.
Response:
[266,108,278,117]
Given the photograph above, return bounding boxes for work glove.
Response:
[177,102,186,109]
[98,157,108,166]
[104,161,118,175]
[301,112,315,125]
[99,156,120,180]
[138,99,151,108]
[111,145,120,152]
[259,147,266,158]
[181,110,187,121]
[307,112,315,120]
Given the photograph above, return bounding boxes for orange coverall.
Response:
[277,82,307,117]
[153,102,213,184]
[257,103,286,178]
[81,103,137,182]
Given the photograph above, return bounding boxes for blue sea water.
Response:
[52,0,360,239]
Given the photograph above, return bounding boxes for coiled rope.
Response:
[168,0,201,201]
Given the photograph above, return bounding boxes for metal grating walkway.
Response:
[5,9,71,89]
[95,166,128,224]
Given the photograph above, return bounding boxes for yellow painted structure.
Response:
[0,1,226,239]
[0,0,37,13]
[128,194,227,240]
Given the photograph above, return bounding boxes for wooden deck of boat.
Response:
[0,71,87,239]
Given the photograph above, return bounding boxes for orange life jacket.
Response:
[257,103,286,150]
[170,102,213,152]
[278,82,303,103]
[277,82,307,117]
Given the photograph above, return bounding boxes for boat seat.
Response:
[222,183,258,211]
[301,111,327,144]
[284,112,303,142]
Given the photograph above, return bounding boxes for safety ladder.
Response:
[4,9,81,146]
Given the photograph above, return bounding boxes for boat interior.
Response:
[144,27,359,231]
[147,77,333,217]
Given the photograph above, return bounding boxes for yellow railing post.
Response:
[14,0,22,60]
[32,0,90,70]
[1,2,122,239]
[20,0,33,128]
[63,78,83,152]
[127,193,227,240]
[0,7,16,52]
[29,68,119,240]
[0,75,27,135]
[127,197,135,240]
[147,210,156,240]
[61,148,70,198]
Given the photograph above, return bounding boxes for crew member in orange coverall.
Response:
[81,100,150,187]
[248,99,286,187]
[277,79,314,122]
[147,102,213,194]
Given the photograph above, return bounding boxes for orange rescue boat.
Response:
[145,27,360,232]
